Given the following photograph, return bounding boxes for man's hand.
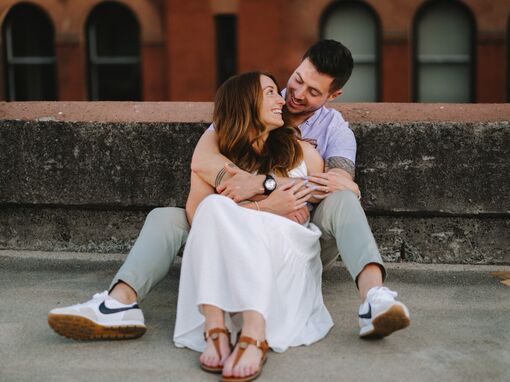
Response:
[216,164,264,202]
[259,180,313,215]
[306,171,360,200]
[283,204,310,224]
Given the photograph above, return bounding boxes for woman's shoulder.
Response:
[299,140,324,174]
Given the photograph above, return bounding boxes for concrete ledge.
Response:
[1,102,509,264]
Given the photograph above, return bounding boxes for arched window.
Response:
[414,1,475,102]
[508,16,510,101]
[321,1,380,102]
[2,3,57,101]
[86,2,141,100]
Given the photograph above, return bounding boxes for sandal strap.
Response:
[232,335,269,368]
[204,327,230,360]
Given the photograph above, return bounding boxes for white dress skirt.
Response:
[173,163,333,353]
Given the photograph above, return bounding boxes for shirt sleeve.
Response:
[323,116,357,165]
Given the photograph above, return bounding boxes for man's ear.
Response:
[327,89,342,102]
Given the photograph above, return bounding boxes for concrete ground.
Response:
[0,252,509,382]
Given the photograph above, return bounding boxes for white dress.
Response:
[173,162,333,353]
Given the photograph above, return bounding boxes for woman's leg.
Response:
[200,304,232,368]
[223,311,266,379]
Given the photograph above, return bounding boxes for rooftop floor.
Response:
[1,253,509,382]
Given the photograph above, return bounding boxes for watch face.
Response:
[265,178,276,191]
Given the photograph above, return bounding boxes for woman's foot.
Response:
[222,341,265,379]
[200,327,232,372]
[222,325,268,380]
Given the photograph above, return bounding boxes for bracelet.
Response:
[253,201,260,211]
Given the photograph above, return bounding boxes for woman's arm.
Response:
[299,141,325,204]
[185,171,216,224]
[186,170,262,224]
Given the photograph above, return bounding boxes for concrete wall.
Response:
[0,102,509,264]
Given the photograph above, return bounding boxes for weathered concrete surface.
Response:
[1,208,509,264]
[1,103,509,264]
[1,119,508,213]
[356,122,509,214]
[0,259,509,382]
[0,120,206,207]
[1,101,508,123]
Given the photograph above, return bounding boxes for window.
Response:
[321,1,380,102]
[86,2,141,100]
[508,16,510,101]
[414,1,475,102]
[215,15,237,87]
[2,3,57,101]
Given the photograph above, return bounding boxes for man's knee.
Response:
[324,190,359,209]
[145,207,189,232]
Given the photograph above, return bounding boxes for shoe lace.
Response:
[91,291,108,302]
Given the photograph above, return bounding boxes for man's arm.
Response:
[191,129,265,200]
[325,156,355,180]
[307,156,360,200]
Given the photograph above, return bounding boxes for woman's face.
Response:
[259,75,285,131]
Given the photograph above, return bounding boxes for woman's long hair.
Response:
[213,72,302,176]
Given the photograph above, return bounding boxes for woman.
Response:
[173,72,333,382]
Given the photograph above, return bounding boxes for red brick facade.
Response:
[0,0,508,102]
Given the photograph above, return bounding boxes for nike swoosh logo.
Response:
[99,301,140,315]
[359,303,372,319]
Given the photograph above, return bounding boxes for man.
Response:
[48,39,410,341]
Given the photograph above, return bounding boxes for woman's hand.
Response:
[259,180,313,216]
[283,204,310,224]
[306,171,360,200]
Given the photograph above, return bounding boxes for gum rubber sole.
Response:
[48,314,146,340]
[361,304,410,339]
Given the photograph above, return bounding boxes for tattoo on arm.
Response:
[214,168,226,188]
[325,156,355,178]
[214,163,238,188]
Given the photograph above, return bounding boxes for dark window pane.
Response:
[8,5,54,57]
[2,4,57,101]
[89,3,140,57]
[11,64,56,100]
[215,15,237,86]
[86,2,141,101]
[95,64,141,101]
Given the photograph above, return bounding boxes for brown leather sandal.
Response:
[200,327,231,374]
[220,335,269,382]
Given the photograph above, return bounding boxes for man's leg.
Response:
[48,207,189,340]
[312,190,409,338]
[109,207,189,302]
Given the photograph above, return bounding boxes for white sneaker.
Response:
[48,291,146,340]
[359,286,410,339]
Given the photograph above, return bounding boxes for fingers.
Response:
[306,176,328,186]
[279,180,296,191]
[309,172,329,180]
[293,185,313,200]
[312,193,328,200]
[224,163,239,175]
[290,180,307,193]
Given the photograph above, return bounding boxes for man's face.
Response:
[285,58,342,117]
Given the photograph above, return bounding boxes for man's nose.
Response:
[294,86,305,100]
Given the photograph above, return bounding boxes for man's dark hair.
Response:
[302,39,353,92]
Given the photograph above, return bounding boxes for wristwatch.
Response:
[263,174,277,195]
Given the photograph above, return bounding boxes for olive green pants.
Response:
[110,190,385,301]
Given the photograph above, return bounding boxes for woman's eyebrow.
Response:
[262,85,276,91]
